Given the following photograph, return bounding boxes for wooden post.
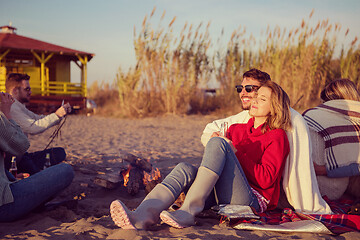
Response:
[40,53,45,94]
[0,50,10,91]
[31,51,54,96]
[76,54,88,97]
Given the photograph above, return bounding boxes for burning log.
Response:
[127,166,143,196]
[93,152,163,195]
[120,152,163,196]
[144,167,163,194]
[120,152,152,172]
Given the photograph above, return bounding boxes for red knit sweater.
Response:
[227,118,290,210]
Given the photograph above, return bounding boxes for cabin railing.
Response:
[29,81,85,96]
[0,79,85,97]
[47,81,84,96]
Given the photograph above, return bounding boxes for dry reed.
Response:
[92,8,360,117]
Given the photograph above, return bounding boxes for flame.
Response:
[143,167,161,186]
[121,166,131,186]
[121,165,162,188]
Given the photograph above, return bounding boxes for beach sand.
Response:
[0,114,359,240]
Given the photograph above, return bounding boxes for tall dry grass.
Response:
[340,36,360,87]
[92,8,360,117]
[215,10,360,111]
[87,81,120,116]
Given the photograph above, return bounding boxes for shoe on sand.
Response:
[110,200,136,230]
[160,210,188,229]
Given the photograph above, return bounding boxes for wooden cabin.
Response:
[0,25,94,113]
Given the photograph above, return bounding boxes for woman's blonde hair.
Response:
[320,79,360,102]
[260,81,292,132]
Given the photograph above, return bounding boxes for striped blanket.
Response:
[230,196,360,234]
[302,100,360,177]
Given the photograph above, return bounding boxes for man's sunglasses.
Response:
[235,85,259,93]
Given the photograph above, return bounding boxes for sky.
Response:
[1,0,360,86]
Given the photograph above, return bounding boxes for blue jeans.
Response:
[201,137,260,211]
[161,162,197,198]
[0,163,74,222]
[5,148,66,175]
[161,137,260,211]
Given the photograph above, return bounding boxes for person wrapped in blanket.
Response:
[0,92,74,222]
[110,80,292,229]
[303,79,360,200]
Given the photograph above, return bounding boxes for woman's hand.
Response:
[211,131,237,153]
[220,136,237,153]
[0,92,15,119]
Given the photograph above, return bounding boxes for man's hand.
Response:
[0,92,15,119]
[313,162,327,176]
[211,131,221,138]
[55,103,72,118]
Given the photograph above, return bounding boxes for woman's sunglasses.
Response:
[235,85,259,93]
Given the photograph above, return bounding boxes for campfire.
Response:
[120,153,162,196]
[93,152,163,196]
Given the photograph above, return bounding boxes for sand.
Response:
[0,114,359,240]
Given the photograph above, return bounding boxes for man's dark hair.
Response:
[243,68,271,85]
[5,73,30,92]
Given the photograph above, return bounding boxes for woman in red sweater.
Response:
[110,81,292,230]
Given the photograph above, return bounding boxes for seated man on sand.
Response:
[0,92,74,222]
[201,68,332,214]
[5,73,72,175]
[303,79,360,201]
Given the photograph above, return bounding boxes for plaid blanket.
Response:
[302,99,360,177]
[230,196,360,234]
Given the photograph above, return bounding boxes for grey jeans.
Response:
[161,137,260,211]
